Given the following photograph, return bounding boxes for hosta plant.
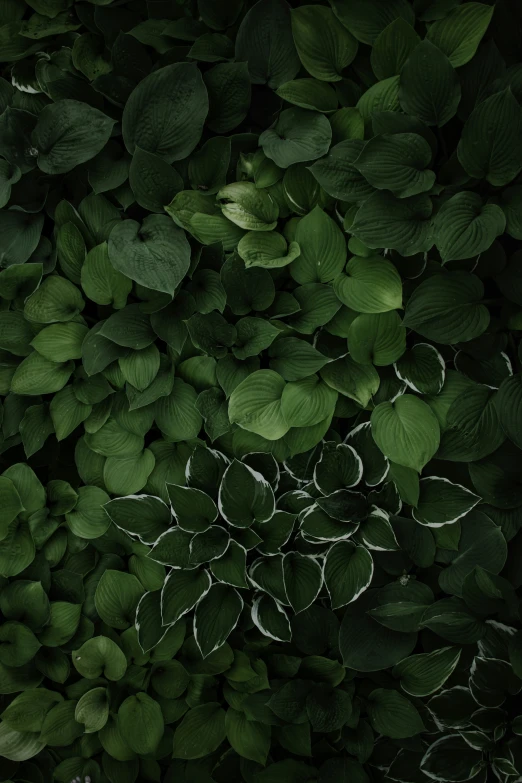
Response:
[1,0,522,781]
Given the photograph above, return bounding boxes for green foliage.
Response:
[1,1,522,781]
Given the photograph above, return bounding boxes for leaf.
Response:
[334,254,402,313]
[238,231,300,270]
[308,140,373,202]
[204,62,251,133]
[251,593,292,641]
[108,215,191,296]
[291,5,358,82]
[10,353,74,396]
[324,541,373,609]
[426,3,495,67]
[291,206,346,284]
[75,687,109,734]
[350,192,434,256]
[330,0,414,45]
[0,477,23,538]
[218,459,275,527]
[367,689,425,738]
[496,373,522,449]
[371,18,420,80]
[226,707,271,764]
[413,478,481,527]
[321,356,380,408]
[129,146,183,213]
[283,551,323,613]
[194,583,243,657]
[371,395,440,472]
[340,589,417,672]
[260,108,332,168]
[104,494,170,544]
[32,99,115,174]
[392,646,462,697]
[458,89,522,187]
[229,369,289,440]
[403,272,490,344]
[354,133,435,197]
[437,510,507,596]
[217,181,279,230]
[395,343,445,395]
[94,570,145,629]
[172,703,226,760]
[434,191,505,262]
[281,375,338,428]
[235,0,300,89]
[161,569,211,626]
[420,736,484,782]
[118,692,164,755]
[0,723,45,762]
[122,63,209,162]
[399,40,461,127]
[269,338,330,381]
[276,79,338,113]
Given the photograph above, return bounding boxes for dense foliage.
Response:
[2,0,522,781]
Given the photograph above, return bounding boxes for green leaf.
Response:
[281,375,337,428]
[291,5,358,82]
[194,583,243,657]
[399,40,461,127]
[392,646,462,697]
[122,63,208,162]
[371,395,440,472]
[350,192,433,256]
[0,477,23,538]
[395,343,445,395]
[237,231,300,270]
[334,254,402,313]
[235,0,300,89]
[24,275,84,324]
[260,108,332,168]
[129,146,183,213]
[321,356,380,408]
[189,136,231,195]
[162,569,211,626]
[434,191,506,262]
[94,570,145,629]
[229,369,289,440]
[75,686,109,734]
[10,353,74,396]
[172,703,226,759]
[167,484,217,533]
[283,551,323,613]
[330,0,414,45]
[204,62,251,134]
[403,272,490,344]
[371,18,420,80]
[324,541,373,609]
[340,589,417,672]
[218,459,275,527]
[108,215,191,296]
[276,79,339,112]
[251,593,292,641]
[226,707,271,764]
[118,692,164,755]
[291,206,346,284]
[367,689,425,738]
[496,373,522,449]
[413,477,480,527]
[438,510,507,596]
[354,133,435,198]
[420,736,484,782]
[457,89,522,186]
[426,2,495,67]
[308,140,373,202]
[0,723,45,762]
[72,636,127,681]
[32,99,114,174]
[217,181,279,230]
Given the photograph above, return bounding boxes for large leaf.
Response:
[291,5,358,82]
[371,395,440,472]
[350,192,434,256]
[434,191,505,262]
[399,40,461,127]
[122,63,208,162]
[426,2,495,67]
[354,133,435,197]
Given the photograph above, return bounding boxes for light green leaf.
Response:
[72,636,127,681]
[371,395,440,472]
[321,355,380,407]
[347,311,406,366]
[291,206,346,284]
[281,375,337,427]
[237,231,300,270]
[217,181,279,230]
[229,369,289,440]
[334,254,402,313]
